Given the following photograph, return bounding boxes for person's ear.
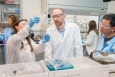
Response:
[15,25,18,30]
[63,14,66,19]
[112,27,115,32]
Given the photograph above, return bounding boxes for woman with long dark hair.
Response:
[0,15,19,63]
[6,17,50,64]
[84,20,99,56]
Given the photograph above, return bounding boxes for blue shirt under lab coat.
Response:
[0,27,13,44]
[97,35,115,53]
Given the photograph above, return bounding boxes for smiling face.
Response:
[15,20,28,32]
[52,8,66,26]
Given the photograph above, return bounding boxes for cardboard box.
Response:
[41,57,103,77]
[0,64,11,77]
[109,73,115,77]
[9,62,48,77]
[0,62,48,77]
[88,59,115,77]
[104,63,115,77]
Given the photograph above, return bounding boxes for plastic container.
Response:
[15,9,20,13]
[8,8,15,12]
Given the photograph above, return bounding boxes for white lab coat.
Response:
[6,25,45,64]
[44,21,83,59]
[85,30,99,55]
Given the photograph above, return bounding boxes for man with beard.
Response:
[44,8,83,59]
[96,13,115,56]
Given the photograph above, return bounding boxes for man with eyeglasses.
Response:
[95,13,115,58]
[44,8,83,59]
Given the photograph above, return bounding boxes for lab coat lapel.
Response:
[52,25,63,39]
[63,23,71,41]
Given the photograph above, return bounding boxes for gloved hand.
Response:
[29,16,40,28]
[42,34,50,43]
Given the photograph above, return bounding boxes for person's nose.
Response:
[100,25,104,29]
[54,17,58,21]
[23,25,26,27]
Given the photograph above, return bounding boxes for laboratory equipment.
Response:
[41,57,103,77]
[44,59,74,71]
[90,50,115,63]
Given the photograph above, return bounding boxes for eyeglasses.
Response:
[100,22,111,29]
[19,22,28,26]
[52,14,63,19]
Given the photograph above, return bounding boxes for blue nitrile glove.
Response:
[42,34,50,43]
[29,16,40,28]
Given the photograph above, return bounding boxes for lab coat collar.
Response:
[57,21,66,31]
[106,36,115,45]
[100,34,105,38]
[51,20,67,30]
[63,21,72,40]
[101,34,115,45]
[51,20,72,40]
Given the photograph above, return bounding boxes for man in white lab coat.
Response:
[44,8,83,59]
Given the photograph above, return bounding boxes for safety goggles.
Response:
[19,21,28,26]
[52,14,63,19]
[100,22,111,29]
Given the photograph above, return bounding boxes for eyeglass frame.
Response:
[100,22,111,29]
[19,22,27,25]
[51,14,64,19]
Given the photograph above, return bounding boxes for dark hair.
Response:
[13,19,28,33]
[103,13,115,27]
[13,19,34,51]
[8,15,19,26]
[87,20,99,35]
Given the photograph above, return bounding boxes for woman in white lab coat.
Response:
[6,18,50,64]
[84,20,99,56]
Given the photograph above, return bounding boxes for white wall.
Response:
[49,0,108,8]
[87,16,99,29]
[107,1,115,13]
[20,0,41,29]
[20,0,49,37]
[48,0,108,16]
